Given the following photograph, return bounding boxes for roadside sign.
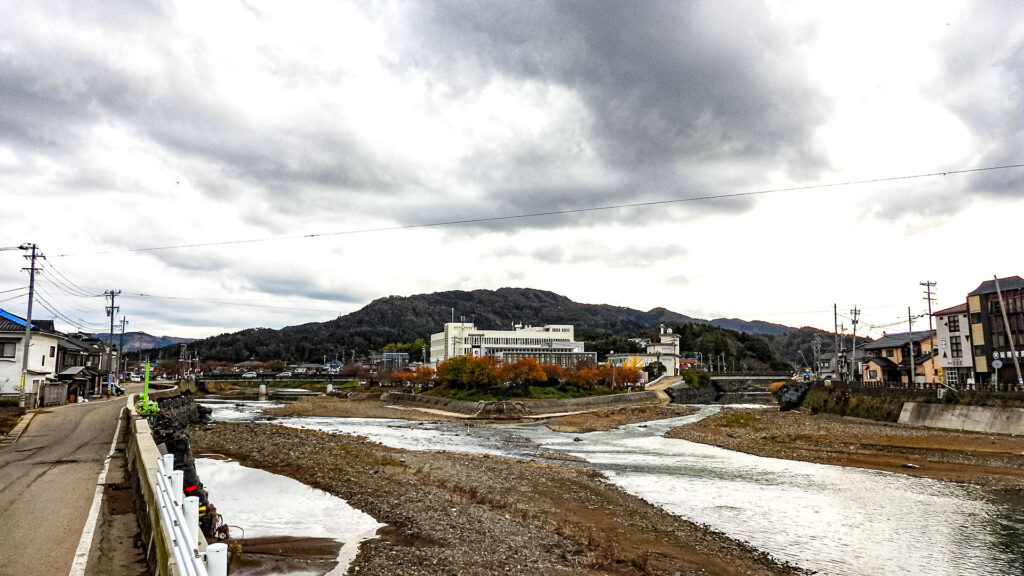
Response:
[992,359,1004,369]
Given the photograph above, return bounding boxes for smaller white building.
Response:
[608,325,681,377]
[0,309,60,402]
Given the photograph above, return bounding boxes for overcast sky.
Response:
[2,0,1023,340]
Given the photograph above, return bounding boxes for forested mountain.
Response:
[91,331,195,353]
[145,288,853,369]
[708,318,794,336]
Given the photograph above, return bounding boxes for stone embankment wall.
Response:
[899,402,1024,435]
[666,385,716,404]
[126,386,213,576]
[384,390,662,417]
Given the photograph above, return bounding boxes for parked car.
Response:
[277,371,292,377]
[102,383,125,396]
[130,374,142,382]
[242,372,258,378]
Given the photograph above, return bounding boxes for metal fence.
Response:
[155,454,227,576]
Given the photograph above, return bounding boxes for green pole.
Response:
[144,361,150,401]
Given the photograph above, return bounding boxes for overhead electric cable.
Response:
[0,286,28,294]
[42,258,103,295]
[0,291,28,304]
[39,269,100,298]
[51,162,1024,257]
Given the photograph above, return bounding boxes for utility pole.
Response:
[105,290,121,393]
[849,306,860,382]
[833,304,840,377]
[921,281,937,332]
[908,307,915,388]
[18,243,39,408]
[993,276,1024,390]
[119,316,128,383]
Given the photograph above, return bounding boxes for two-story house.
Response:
[0,309,60,405]
[859,330,938,386]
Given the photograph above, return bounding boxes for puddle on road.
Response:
[195,457,383,576]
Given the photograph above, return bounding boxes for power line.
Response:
[0,291,28,304]
[42,258,103,296]
[51,162,1024,258]
[39,268,101,298]
[0,286,28,294]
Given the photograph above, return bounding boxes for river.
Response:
[202,400,1024,575]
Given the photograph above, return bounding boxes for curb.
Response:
[0,412,36,449]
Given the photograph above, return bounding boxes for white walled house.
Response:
[933,303,973,388]
[0,309,60,403]
[429,322,589,366]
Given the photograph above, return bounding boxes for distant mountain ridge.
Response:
[91,331,195,353]
[708,318,794,336]
[155,287,808,364]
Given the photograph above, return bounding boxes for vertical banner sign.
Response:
[144,361,151,401]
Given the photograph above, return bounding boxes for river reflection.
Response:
[195,457,383,576]
[204,401,1024,576]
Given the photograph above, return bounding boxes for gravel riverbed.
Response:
[191,421,804,576]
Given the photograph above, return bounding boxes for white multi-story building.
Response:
[429,322,590,367]
[933,303,973,388]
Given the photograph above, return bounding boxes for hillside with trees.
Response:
[144,287,849,370]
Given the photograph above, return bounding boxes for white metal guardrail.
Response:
[155,454,228,576]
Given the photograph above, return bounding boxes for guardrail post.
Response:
[162,453,175,475]
[183,496,200,544]
[171,470,184,503]
[206,543,228,576]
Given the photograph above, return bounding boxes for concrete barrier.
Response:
[898,402,1024,436]
[125,389,210,576]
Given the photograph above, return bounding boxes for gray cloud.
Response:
[935,2,1024,201]
[1,0,829,241]
[391,0,830,209]
[496,241,688,269]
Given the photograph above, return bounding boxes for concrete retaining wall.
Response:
[898,402,1024,436]
[384,390,661,416]
[125,388,208,576]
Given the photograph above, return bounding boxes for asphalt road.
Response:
[0,393,131,576]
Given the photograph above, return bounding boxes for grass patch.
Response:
[722,411,757,428]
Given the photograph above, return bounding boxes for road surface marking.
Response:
[68,403,127,576]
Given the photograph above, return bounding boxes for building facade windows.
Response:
[950,338,962,358]
[947,315,960,332]
[0,341,15,359]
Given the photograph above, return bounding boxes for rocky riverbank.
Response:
[191,421,804,576]
[666,408,1024,488]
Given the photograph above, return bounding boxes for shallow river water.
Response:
[202,400,1024,575]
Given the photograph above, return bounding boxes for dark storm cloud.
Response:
[2,1,828,237]
[390,0,829,218]
[935,2,1024,201]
